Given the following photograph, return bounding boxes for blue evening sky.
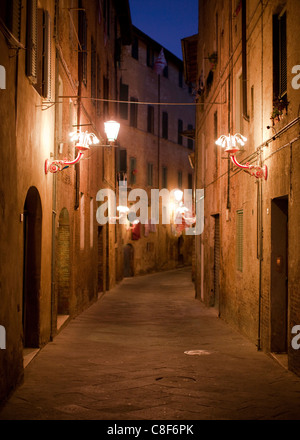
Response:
[128,0,199,60]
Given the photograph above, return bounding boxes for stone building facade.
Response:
[0,0,131,404]
[116,26,195,276]
[190,0,300,375]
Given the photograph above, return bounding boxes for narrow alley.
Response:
[1,268,300,420]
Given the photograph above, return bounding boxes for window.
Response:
[179,70,183,88]
[187,124,194,150]
[130,97,138,128]
[132,36,139,60]
[147,105,154,134]
[119,81,129,120]
[31,8,51,99]
[236,210,243,272]
[163,64,168,78]
[235,72,243,134]
[188,173,193,190]
[90,198,94,248]
[162,166,168,189]
[273,11,287,101]
[178,119,183,145]
[116,148,127,178]
[103,76,109,117]
[178,171,182,189]
[103,0,110,38]
[26,0,37,84]
[147,163,153,186]
[147,45,154,68]
[130,157,137,185]
[78,9,87,87]
[80,194,85,250]
[91,37,96,105]
[96,55,101,116]
[1,0,22,41]
[162,112,168,139]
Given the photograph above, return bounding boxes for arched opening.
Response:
[123,244,134,277]
[23,187,42,348]
[57,208,70,330]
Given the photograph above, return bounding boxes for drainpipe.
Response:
[50,0,60,341]
[257,0,264,351]
[242,0,250,122]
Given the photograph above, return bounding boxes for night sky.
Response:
[129,0,199,60]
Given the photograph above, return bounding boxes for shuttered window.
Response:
[2,0,22,41]
[187,124,194,150]
[78,9,87,87]
[236,210,243,272]
[130,97,138,127]
[131,37,138,60]
[130,157,137,185]
[26,0,38,84]
[273,11,287,100]
[162,166,168,189]
[33,9,51,99]
[96,55,101,116]
[119,81,129,120]
[116,148,127,173]
[162,112,168,139]
[103,76,109,117]
[147,163,153,186]
[178,119,183,145]
[178,171,182,189]
[43,10,51,100]
[91,38,96,105]
[147,105,154,134]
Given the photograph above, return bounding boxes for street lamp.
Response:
[45,120,120,174]
[216,133,268,180]
[104,120,120,144]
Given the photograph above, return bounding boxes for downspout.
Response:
[257,0,264,351]
[227,0,232,210]
[50,0,59,341]
[242,0,250,122]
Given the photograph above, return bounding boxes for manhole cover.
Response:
[184,350,211,356]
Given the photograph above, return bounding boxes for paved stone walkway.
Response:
[1,268,300,420]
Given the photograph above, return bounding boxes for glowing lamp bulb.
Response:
[104,120,120,143]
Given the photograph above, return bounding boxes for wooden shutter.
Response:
[236,210,243,272]
[130,98,138,127]
[130,157,136,184]
[214,215,220,306]
[9,0,22,41]
[43,10,51,100]
[79,9,87,86]
[279,12,287,98]
[178,119,183,145]
[26,0,38,84]
[147,106,154,133]
[91,38,96,105]
[119,81,129,119]
[162,112,168,139]
[116,149,127,173]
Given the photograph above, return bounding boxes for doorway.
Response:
[23,187,42,348]
[271,196,288,354]
[213,214,220,311]
[57,208,70,330]
[123,244,134,277]
[98,226,104,294]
